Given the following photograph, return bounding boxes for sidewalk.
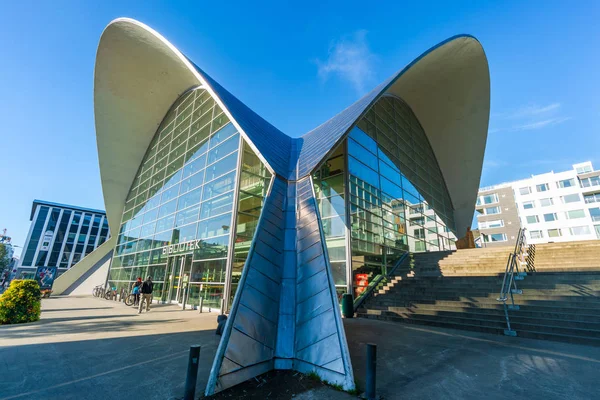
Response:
[1,296,599,399]
[0,296,220,400]
[344,318,600,400]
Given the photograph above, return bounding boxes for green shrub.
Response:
[0,279,42,324]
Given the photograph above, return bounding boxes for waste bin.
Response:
[341,293,354,318]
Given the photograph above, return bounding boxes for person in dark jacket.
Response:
[138,276,153,314]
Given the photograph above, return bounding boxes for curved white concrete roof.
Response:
[95,18,288,233]
[298,35,490,235]
[95,18,489,237]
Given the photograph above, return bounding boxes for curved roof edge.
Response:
[296,35,490,236]
[94,18,291,232]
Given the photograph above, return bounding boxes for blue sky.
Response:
[1,1,599,255]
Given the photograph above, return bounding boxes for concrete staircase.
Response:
[357,241,600,346]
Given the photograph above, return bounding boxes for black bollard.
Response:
[216,314,228,335]
[198,296,204,313]
[184,345,201,400]
[366,343,377,400]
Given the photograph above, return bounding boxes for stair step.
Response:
[361,307,600,331]
[365,305,600,323]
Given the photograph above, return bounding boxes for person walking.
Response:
[138,276,153,314]
[131,277,142,306]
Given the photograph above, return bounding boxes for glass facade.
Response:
[105,90,460,307]
[18,203,109,277]
[107,87,272,311]
[314,95,457,298]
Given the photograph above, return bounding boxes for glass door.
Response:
[166,256,181,303]
[177,254,193,303]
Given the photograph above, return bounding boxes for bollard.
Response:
[184,345,201,400]
[198,296,204,313]
[216,314,228,335]
[366,343,377,400]
[182,287,187,310]
[341,293,354,318]
[120,288,125,302]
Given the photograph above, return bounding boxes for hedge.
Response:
[0,279,42,324]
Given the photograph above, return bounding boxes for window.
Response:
[479,219,504,229]
[543,213,557,222]
[485,206,501,215]
[548,229,562,238]
[536,183,549,192]
[526,215,539,224]
[523,201,535,209]
[540,198,554,207]
[576,165,593,174]
[562,193,580,204]
[584,193,600,204]
[570,226,591,236]
[580,176,600,188]
[477,193,498,205]
[519,187,531,195]
[484,233,507,242]
[565,209,586,219]
[530,230,543,239]
[557,178,576,188]
[590,208,600,222]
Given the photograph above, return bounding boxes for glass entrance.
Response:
[166,254,193,304]
[177,254,193,303]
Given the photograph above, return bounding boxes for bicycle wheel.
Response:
[124,294,134,306]
[104,289,112,300]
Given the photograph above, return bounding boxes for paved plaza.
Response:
[0,297,599,399]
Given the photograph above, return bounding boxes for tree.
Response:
[0,244,10,274]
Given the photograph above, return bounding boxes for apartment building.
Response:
[476,162,600,245]
[475,185,521,247]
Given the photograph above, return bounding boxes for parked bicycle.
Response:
[104,287,117,300]
[92,284,104,297]
[123,290,137,306]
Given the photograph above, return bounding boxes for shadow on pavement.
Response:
[0,330,220,400]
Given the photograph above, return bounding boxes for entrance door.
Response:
[166,254,193,304]
[177,254,193,303]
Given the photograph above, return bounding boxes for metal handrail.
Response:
[353,251,411,311]
[497,228,527,336]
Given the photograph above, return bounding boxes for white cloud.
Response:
[316,30,376,94]
[490,103,570,133]
[507,117,571,132]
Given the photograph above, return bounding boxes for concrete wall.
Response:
[67,255,111,296]
[53,236,115,295]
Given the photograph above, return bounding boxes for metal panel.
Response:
[220,357,243,375]
[233,304,278,350]
[246,268,281,302]
[296,334,343,369]
[240,284,279,323]
[217,360,273,393]
[248,251,280,280]
[225,328,274,367]
[296,288,332,325]
[321,357,345,374]
[295,306,338,351]
[296,255,326,284]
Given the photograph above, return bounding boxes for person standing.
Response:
[138,276,153,314]
[131,277,142,306]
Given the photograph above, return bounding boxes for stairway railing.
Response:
[353,252,411,312]
[497,227,528,336]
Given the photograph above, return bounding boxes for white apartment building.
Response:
[477,162,600,245]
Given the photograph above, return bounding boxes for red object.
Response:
[354,273,369,295]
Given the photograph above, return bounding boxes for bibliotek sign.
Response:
[162,239,201,255]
